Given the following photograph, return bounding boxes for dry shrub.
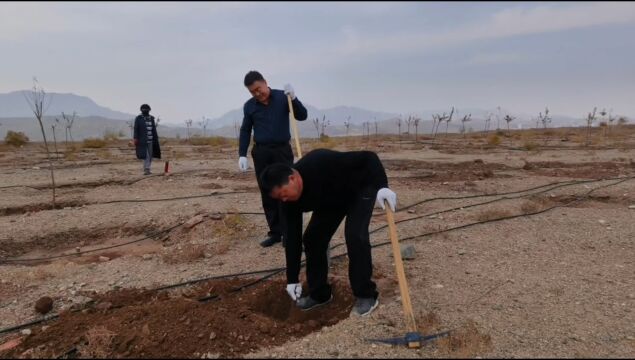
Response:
[79,326,117,358]
[162,244,207,264]
[83,138,107,148]
[419,311,442,332]
[436,319,492,357]
[522,140,539,151]
[171,149,185,160]
[476,208,512,222]
[96,148,112,160]
[486,134,501,146]
[5,131,29,147]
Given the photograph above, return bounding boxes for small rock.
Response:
[407,209,416,214]
[492,305,503,311]
[142,324,151,336]
[142,254,153,260]
[216,176,222,180]
[98,256,110,262]
[400,244,416,260]
[442,182,449,185]
[35,296,54,314]
[432,284,444,289]
[32,166,40,170]
[458,249,467,255]
[598,220,607,225]
[210,214,223,220]
[20,329,32,336]
[628,205,635,209]
[209,331,217,340]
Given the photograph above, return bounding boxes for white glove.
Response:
[286,283,302,301]
[376,187,397,212]
[238,156,249,172]
[284,84,296,100]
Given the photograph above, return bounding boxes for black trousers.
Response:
[304,187,379,302]
[251,142,294,239]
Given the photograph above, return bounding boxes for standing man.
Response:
[259,149,397,317]
[133,103,161,175]
[239,70,308,247]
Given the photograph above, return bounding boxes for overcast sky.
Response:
[1,1,634,123]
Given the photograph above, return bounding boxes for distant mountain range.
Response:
[0,90,625,141]
[0,91,135,120]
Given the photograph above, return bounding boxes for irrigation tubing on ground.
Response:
[0,176,631,336]
[1,175,629,263]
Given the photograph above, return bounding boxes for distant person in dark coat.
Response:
[133,104,161,175]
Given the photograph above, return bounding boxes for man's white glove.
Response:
[238,156,249,172]
[286,283,302,301]
[376,187,397,212]
[284,84,296,100]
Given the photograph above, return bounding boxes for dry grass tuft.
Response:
[162,244,207,264]
[476,208,512,222]
[79,326,117,358]
[436,319,493,357]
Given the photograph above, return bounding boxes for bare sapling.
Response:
[586,107,597,146]
[461,113,472,138]
[504,114,515,136]
[51,118,60,159]
[23,78,56,207]
[344,116,351,140]
[185,119,193,140]
[62,111,77,146]
[198,116,209,137]
[396,116,402,147]
[413,116,420,141]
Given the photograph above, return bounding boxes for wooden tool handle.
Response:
[385,202,419,347]
[287,95,303,159]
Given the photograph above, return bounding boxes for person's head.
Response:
[259,163,303,202]
[244,70,270,104]
[140,104,151,115]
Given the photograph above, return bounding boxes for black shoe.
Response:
[296,294,333,311]
[351,296,379,317]
[259,236,281,248]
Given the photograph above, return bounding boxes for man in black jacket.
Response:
[259,149,397,317]
[133,104,161,175]
[238,70,308,247]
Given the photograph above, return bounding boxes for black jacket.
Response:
[133,114,161,159]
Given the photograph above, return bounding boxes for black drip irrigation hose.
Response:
[0,176,631,337]
[1,176,629,263]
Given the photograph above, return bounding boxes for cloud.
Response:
[259,2,635,74]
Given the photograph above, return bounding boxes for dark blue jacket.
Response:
[239,88,308,157]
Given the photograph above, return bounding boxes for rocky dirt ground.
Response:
[0,126,634,358]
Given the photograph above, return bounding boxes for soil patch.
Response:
[3,277,354,358]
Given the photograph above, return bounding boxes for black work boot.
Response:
[259,235,282,248]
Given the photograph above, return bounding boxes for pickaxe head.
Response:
[366,330,450,349]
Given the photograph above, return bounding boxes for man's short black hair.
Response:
[259,163,294,195]
[244,70,265,87]
[140,104,151,111]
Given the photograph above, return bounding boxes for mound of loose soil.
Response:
[3,277,355,359]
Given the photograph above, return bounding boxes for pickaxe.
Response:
[366,203,450,348]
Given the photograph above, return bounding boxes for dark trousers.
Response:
[252,142,294,239]
[304,187,379,302]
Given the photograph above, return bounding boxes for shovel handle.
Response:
[385,202,420,348]
[287,95,303,159]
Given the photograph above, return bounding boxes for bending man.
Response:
[259,149,397,317]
